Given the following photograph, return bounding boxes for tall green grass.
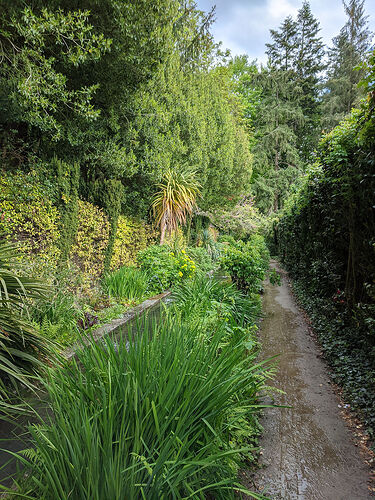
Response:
[2,272,271,499]
[173,271,262,326]
[4,311,268,498]
[103,266,151,302]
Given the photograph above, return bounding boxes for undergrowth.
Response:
[3,273,271,499]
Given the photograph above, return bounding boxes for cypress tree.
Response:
[322,0,372,130]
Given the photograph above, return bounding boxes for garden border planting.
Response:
[63,291,171,361]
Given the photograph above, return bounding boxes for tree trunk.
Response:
[160,214,166,245]
[274,149,279,212]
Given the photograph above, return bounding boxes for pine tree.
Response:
[266,16,298,71]
[295,1,326,159]
[323,0,372,130]
[251,67,304,214]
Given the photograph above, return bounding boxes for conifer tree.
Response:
[251,67,304,214]
[295,1,326,158]
[322,0,372,130]
[265,3,325,161]
[266,16,298,71]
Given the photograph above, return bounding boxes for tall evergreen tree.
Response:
[295,1,326,159]
[266,16,298,71]
[322,0,373,130]
[265,3,325,160]
[251,67,304,214]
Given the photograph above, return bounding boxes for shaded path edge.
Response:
[241,261,373,499]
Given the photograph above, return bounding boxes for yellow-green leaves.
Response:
[152,169,200,244]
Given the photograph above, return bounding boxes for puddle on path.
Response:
[245,264,371,500]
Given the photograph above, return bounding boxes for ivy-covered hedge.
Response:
[273,101,375,440]
[275,105,375,319]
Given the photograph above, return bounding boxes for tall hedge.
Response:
[275,104,374,313]
[273,99,375,436]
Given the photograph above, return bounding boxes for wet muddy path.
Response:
[246,262,371,499]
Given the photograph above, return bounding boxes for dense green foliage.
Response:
[273,92,375,438]
[322,0,372,129]
[251,67,304,213]
[138,245,196,293]
[1,0,374,489]
[0,0,252,268]
[186,246,215,273]
[220,235,269,293]
[103,266,152,303]
[5,274,270,499]
[229,0,372,214]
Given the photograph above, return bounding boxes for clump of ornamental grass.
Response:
[4,310,269,499]
[173,271,262,326]
[102,265,151,302]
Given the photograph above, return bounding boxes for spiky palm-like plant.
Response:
[152,169,200,244]
[0,241,52,413]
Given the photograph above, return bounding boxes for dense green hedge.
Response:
[275,104,374,317]
[273,99,375,439]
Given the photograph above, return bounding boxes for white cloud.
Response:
[197,0,375,62]
[267,0,298,20]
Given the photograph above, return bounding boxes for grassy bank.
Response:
[3,270,271,499]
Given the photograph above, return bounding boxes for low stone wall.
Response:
[63,291,171,361]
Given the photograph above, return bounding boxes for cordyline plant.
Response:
[152,169,201,244]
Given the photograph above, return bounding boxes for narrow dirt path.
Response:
[244,262,372,499]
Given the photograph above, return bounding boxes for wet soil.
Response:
[244,262,372,499]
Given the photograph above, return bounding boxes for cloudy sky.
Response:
[196,0,375,63]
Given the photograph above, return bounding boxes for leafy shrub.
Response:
[220,235,269,293]
[103,266,151,302]
[69,200,110,284]
[137,245,196,292]
[0,170,60,267]
[186,246,214,272]
[174,249,196,279]
[110,215,156,270]
[218,234,238,247]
